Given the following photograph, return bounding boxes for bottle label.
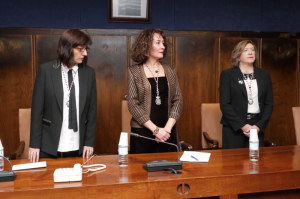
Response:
[118,146,128,155]
[250,142,259,150]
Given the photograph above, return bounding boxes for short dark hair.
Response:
[231,40,259,67]
[57,29,92,67]
[130,29,168,64]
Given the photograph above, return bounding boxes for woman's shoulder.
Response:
[128,63,143,72]
[254,67,271,78]
[80,64,95,73]
[162,63,175,73]
[39,60,59,71]
[221,67,236,75]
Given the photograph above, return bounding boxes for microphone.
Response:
[130,132,182,173]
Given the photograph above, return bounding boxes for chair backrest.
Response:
[292,107,300,145]
[201,103,223,149]
[19,108,31,159]
[121,100,132,146]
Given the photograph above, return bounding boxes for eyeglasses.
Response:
[74,46,89,53]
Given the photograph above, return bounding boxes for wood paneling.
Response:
[88,35,128,154]
[0,28,300,156]
[262,39,298,145]
[0,35,33,155]
[176,36,218,149]
[36,35,61,67]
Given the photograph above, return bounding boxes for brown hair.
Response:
[130,29,168,64]
[231,40,259,67]
[57,29,92,67]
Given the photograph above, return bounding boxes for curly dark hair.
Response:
[130,29,168,64]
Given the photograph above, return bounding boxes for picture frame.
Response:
[109,0,151,23]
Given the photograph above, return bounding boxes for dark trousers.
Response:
[222,118,265,149]
[40,150,80,158]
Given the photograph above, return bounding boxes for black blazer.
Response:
[29,60,97,156]
[219,66,273,132]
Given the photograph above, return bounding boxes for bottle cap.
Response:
[249,129,258,141]
[118,132,128,147]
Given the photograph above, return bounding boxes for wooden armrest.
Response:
[203,132,219,149]
[179,141,193,151]
[9,141,25,160]
[264,140,276,147]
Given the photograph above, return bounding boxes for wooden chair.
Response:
[121,99,192,151]
[9,108,31,159]
[292,107,300,145]
[201,103,223,149]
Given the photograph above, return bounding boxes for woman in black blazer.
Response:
[219,40,273,149]
[29,29,97,162]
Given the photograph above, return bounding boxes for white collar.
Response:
[61,64,79,73]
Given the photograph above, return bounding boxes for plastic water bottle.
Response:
[249,129,259,161]
[0,139,4,171]
[118,145,128,167]
[118,132,128,167]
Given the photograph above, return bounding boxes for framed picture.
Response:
[109,0,150,23]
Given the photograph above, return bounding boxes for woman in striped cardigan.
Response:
[127,29,183,154]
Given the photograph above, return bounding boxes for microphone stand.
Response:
[130,133,182,173]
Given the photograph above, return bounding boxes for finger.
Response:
[29,153,33,162]
[86,149,91,158]
[36,151,40,162]
[85,149,91,158]
[31,153,36,163]
[35,155,39,162]
[32,153,37,163]
[34,153,38,162]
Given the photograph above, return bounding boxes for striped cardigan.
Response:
[127,64,183,128]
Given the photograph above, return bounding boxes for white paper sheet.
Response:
[180,151,211,162]
[12,161,47,171]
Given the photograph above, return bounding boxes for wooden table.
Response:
[0,145,300,199]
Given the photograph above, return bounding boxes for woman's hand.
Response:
[241,124,252,137]
[28,148,40,162]
[154,128,170,142]
[251,125,260,133]
[83,146,94,159]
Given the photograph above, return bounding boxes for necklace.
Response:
[145,64,161,105]
[62,68,78,107]
[243,73,254,105]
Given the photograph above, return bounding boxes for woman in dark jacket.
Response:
[220,40,273,149]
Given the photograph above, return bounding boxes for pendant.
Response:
[155,96,161,105]
[248,98,254,105]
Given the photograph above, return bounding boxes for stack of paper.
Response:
[12,161,47,171]
[179,151,211,162]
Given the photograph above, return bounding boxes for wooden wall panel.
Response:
[88,36,127,154]
[0,35,33,155]
[261,39,298,145]
[36,35,61,68]
[176,36,218,149]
